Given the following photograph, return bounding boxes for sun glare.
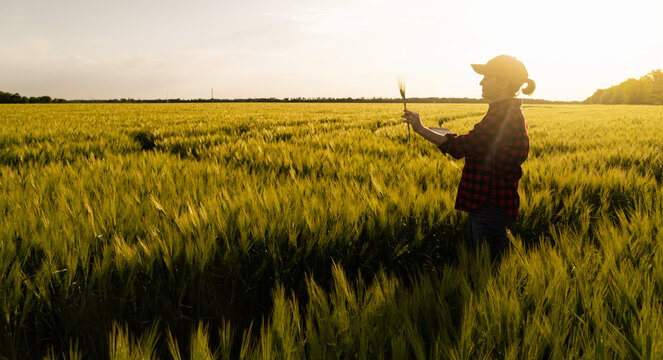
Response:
[385,0,663,100]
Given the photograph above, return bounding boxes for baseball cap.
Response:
[471,55,529,85]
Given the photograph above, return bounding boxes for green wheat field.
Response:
[1,103,663,359]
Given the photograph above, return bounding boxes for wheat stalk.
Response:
[397,76,410,143]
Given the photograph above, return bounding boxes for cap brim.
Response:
[471,64,488,75]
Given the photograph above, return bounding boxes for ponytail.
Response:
[521,78,536,96]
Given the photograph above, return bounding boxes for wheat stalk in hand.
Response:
[397,76,410,143]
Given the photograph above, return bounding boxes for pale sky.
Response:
[2,0,662,101]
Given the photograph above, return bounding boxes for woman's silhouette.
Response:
[402,55,535,260]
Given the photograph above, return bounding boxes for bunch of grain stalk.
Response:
[398,76,410,143]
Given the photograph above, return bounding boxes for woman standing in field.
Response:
[402,55,535,260]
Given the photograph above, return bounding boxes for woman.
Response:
[401,55,535,260]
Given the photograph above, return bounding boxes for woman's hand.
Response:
[401,110,424,131]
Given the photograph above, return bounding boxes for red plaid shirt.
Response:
[438,98,529,217]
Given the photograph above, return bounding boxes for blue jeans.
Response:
[467,205,515,261]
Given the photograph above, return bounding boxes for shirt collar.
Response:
[488,97,522,112]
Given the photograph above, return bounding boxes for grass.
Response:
[0,103,662,358]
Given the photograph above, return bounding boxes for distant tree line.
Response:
[584,69,663,105]
[0,91,66,104]
[66,96,579,104]
[1,90,582,105]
